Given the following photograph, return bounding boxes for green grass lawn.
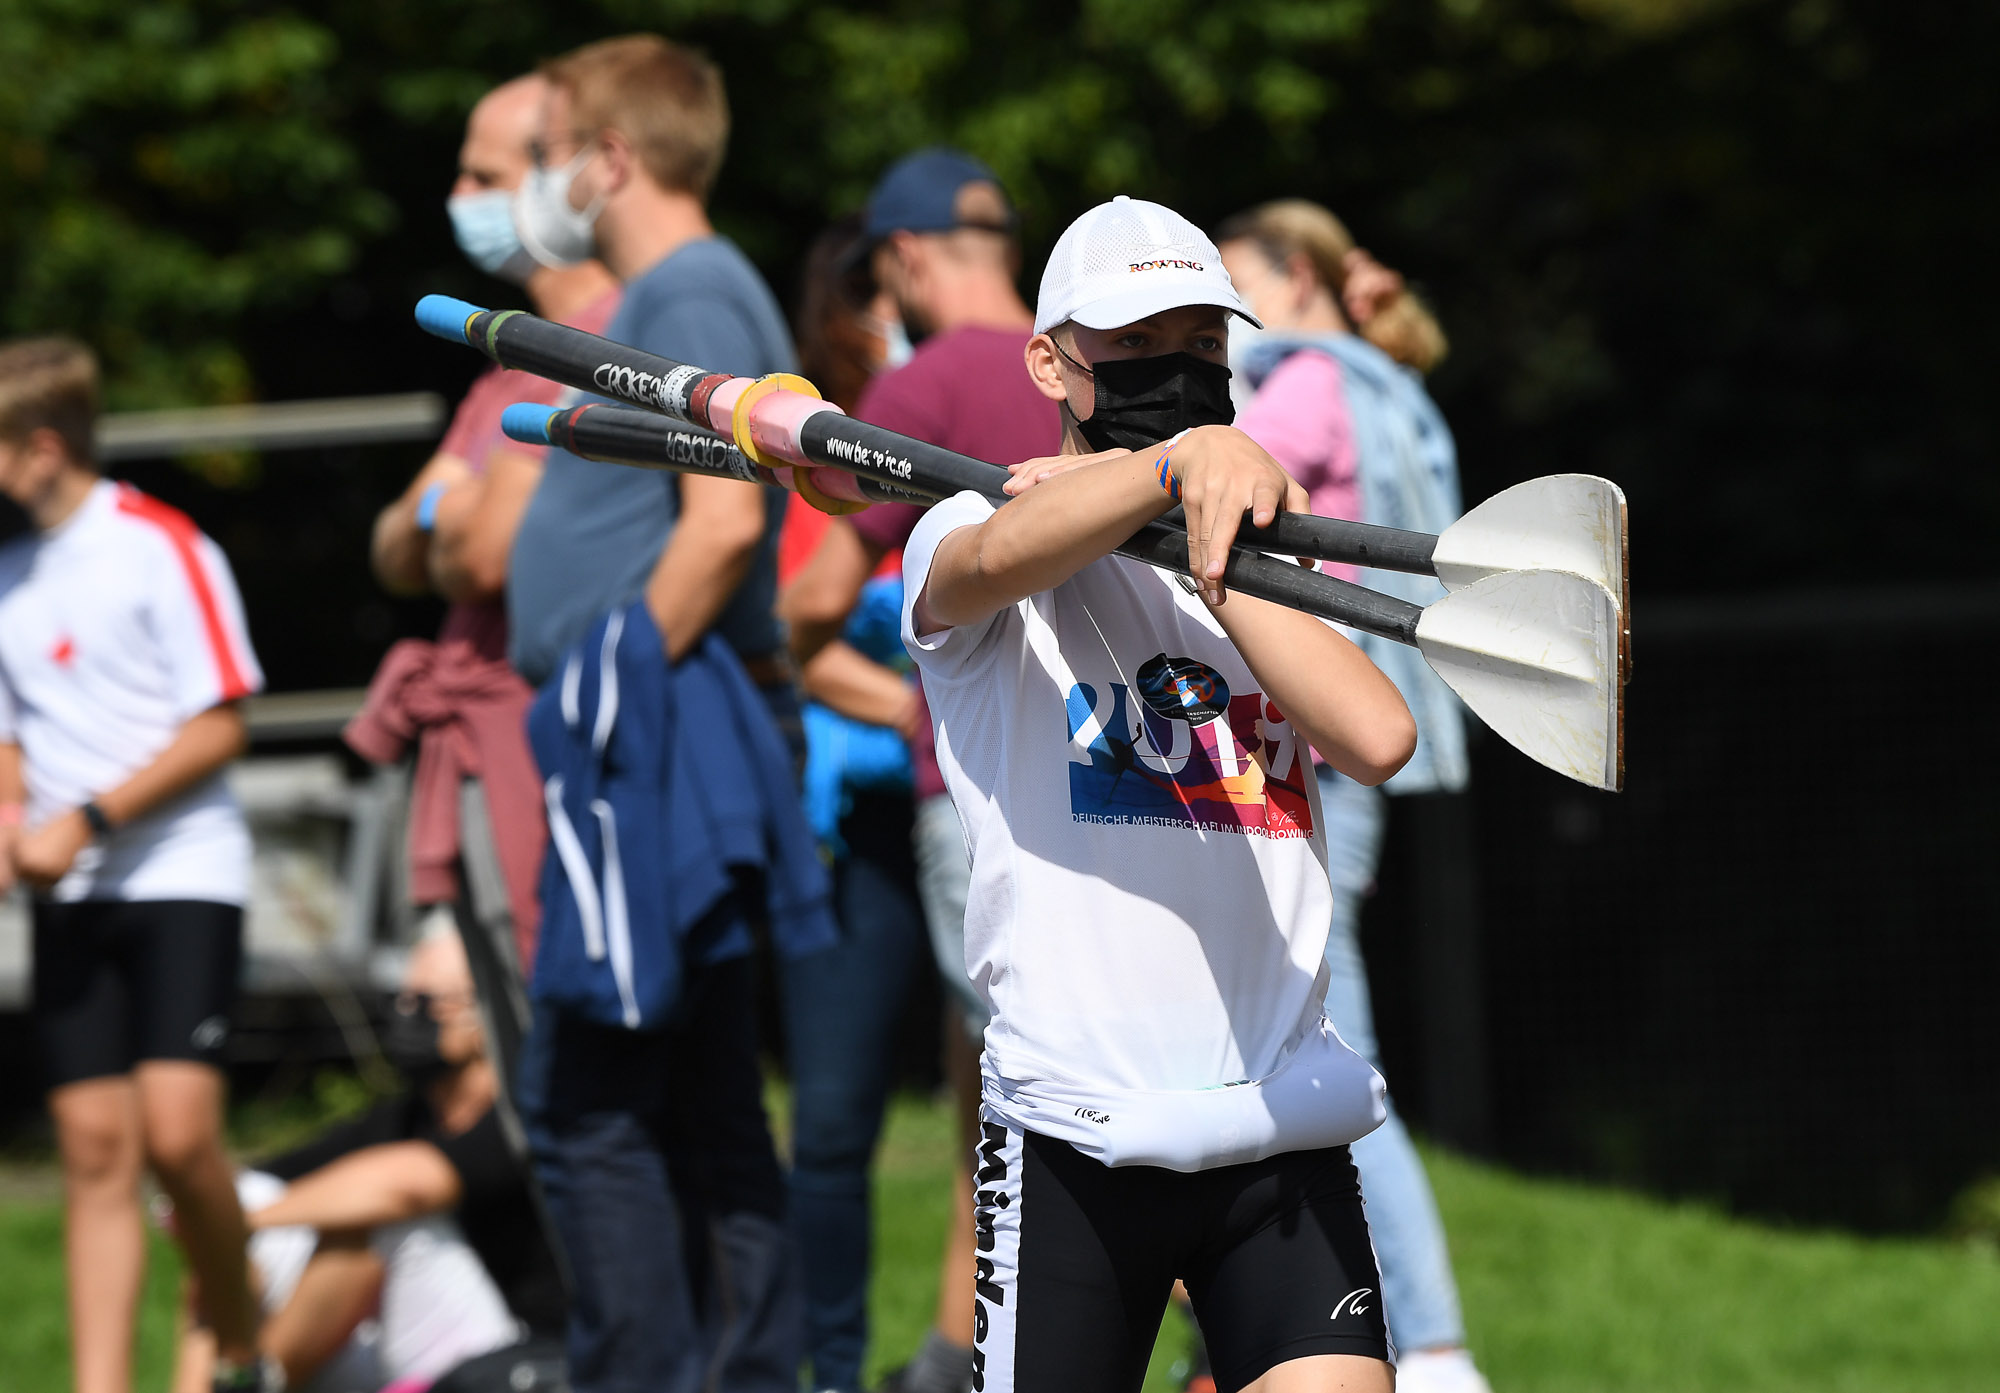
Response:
[0,1193,188,1389]
[3,1088,1996,1390]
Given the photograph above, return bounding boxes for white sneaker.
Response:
[1394,1347,1493,1393]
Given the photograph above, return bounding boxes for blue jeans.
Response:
[781,791,930,1393]
[516,951,802,1393]
[1316,765,1468,1355]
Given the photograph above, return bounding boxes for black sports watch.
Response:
[80,801,113,837]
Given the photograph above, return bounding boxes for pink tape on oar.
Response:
[801,466,872,503]
[678,363,876,512]
[723,373,867,516]
[701,375,750,433]
[746,384,845,468]
[743,387,866,505]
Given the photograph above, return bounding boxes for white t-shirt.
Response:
[0,480,263,904]
[903,490,1385,1171]
[237,1171,521,1391]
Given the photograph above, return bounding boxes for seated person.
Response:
[174,924,566,1392]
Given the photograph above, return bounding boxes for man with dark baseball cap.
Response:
[848,146,1026,345]
[779,147,1055,1393]
[854,146,1019,252]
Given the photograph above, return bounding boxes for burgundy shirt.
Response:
[849,326,1061,798]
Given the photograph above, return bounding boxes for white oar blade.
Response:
[1432,475,1627,605]
[1416,568,1623,791]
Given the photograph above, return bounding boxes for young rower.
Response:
[902,196,1416,1393]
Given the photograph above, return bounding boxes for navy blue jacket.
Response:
[527,601,835,1029]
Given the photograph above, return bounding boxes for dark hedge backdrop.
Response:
[4,0,1995,1230]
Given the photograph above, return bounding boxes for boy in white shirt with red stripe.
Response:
[0,338,274,1393]
[903,199,1416,1393]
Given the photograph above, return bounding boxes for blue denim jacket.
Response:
[1239,332,1470,794]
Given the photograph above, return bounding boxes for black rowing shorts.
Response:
[972,1116,1389,1393]
[32,898,244,1089]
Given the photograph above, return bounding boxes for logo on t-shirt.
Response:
[1065,653,1314,838]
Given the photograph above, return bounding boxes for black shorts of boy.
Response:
[972,1121,1389,1393]
[32,900,243,1089]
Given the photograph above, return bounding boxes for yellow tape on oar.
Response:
[731,374,866,516]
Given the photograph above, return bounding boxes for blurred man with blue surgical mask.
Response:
[360,73,619,1156]
[504,33,825,1393]
[375,73,619,609]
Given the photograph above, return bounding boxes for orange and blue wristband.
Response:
[1154,428,1191,502]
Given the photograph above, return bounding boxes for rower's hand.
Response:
[1001,447,1130,496]
[1168,426,1309,606]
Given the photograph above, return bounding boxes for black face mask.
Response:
[1057,342,1236,452]
[380,999,449,1085]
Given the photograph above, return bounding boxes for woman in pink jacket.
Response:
[1210,200,1489,1393]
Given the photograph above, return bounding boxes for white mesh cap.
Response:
[1034,195,1260,337]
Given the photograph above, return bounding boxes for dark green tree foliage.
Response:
[2,0,1993,592]
[0,1,392,406]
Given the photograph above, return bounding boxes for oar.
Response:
[502,398,1626,792]
[414,294,1614,587]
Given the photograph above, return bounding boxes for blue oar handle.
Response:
[415,295,485,345]
[499,403,557,445]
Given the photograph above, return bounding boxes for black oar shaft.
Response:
[543,404,930,506]
[1164,505,1436,574]
[1120,523,1422,645]
[795,413,1001,500]
[548,405,762,481]
[427,299,1441,577]
[468,308,713,425]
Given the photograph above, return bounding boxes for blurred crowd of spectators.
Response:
[0,29,1488,1393]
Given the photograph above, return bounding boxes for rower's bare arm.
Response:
[917,420,1315,632]
[1211,593,1416,786]
[912,447,1149,636]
